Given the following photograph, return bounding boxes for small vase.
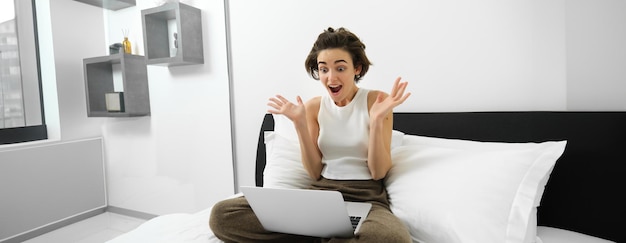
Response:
[122,37,132,54]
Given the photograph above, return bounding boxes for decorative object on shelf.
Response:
[105,92,125,112]
[173,32,178,48]
[170,32,178,57]
[83,53,150,117]
[122,29,132,54]
[142,2,203,66]
[109,43,123,54]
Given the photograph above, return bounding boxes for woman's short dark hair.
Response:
[305,27,371,83]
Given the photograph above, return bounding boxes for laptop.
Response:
[240,186,372,238]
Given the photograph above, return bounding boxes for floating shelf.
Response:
[73,0,136,11]
[83,53,150,117]
[142,2,204,67]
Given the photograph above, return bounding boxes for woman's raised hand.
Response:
[267,95,306,123]
[370,77,411,120]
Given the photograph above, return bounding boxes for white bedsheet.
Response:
[107,206,222,243]
[107,205,615,243]
[536,226,615,243]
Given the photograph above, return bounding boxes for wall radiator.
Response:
[0,138,106,242]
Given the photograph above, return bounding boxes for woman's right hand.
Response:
[267,95,307,124]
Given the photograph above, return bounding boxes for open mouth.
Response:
[329,85,342,94]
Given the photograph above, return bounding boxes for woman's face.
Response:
[317,48,361,107]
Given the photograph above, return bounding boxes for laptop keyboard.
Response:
[349,216,361,230]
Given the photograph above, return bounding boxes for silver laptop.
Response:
[240,186,372,238]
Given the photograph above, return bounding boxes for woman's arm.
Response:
[268,95,323,180]
[298,98,323,180]
[367,78,411,180]
[367,92,394,180]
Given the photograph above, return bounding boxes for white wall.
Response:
[0,138,106,241]
[228,0,568,188]
[101,0,234,215]
[566,0,626,110]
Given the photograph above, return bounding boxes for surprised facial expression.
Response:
[317,48,361,107]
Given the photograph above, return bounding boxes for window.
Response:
[0,0,46,145]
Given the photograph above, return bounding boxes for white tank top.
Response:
[318,88,372,180]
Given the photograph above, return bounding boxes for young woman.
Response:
[210,27,411,243]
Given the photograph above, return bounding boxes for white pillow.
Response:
[386,135,566,243]
[263,131,313,189]
[272,114,299,143]
[400,135,555,243]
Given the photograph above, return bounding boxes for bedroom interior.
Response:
[0,0,625,242]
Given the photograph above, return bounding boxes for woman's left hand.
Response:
[370,77,411,121]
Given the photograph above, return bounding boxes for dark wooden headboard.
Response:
[255,112,625,242]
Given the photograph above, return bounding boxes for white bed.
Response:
[108,112,624,243]
[107,203,613,243]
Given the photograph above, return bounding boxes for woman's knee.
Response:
[209,197,245,233]
[357,225,411,243]
[209,200,228,232]
[357,207,411,242]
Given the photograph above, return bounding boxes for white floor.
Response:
[22,212,146,243]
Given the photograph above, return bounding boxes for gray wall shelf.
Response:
[73,0,136,11]
[142,2,204,67]
[83,53,150,117]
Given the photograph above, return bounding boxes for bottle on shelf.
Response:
[122,29,132,54]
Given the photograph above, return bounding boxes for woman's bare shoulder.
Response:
[305,96,322,113]
[367,90,388,109]
[305,96,322,106]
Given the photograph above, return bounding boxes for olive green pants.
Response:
[209,178,411,243]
